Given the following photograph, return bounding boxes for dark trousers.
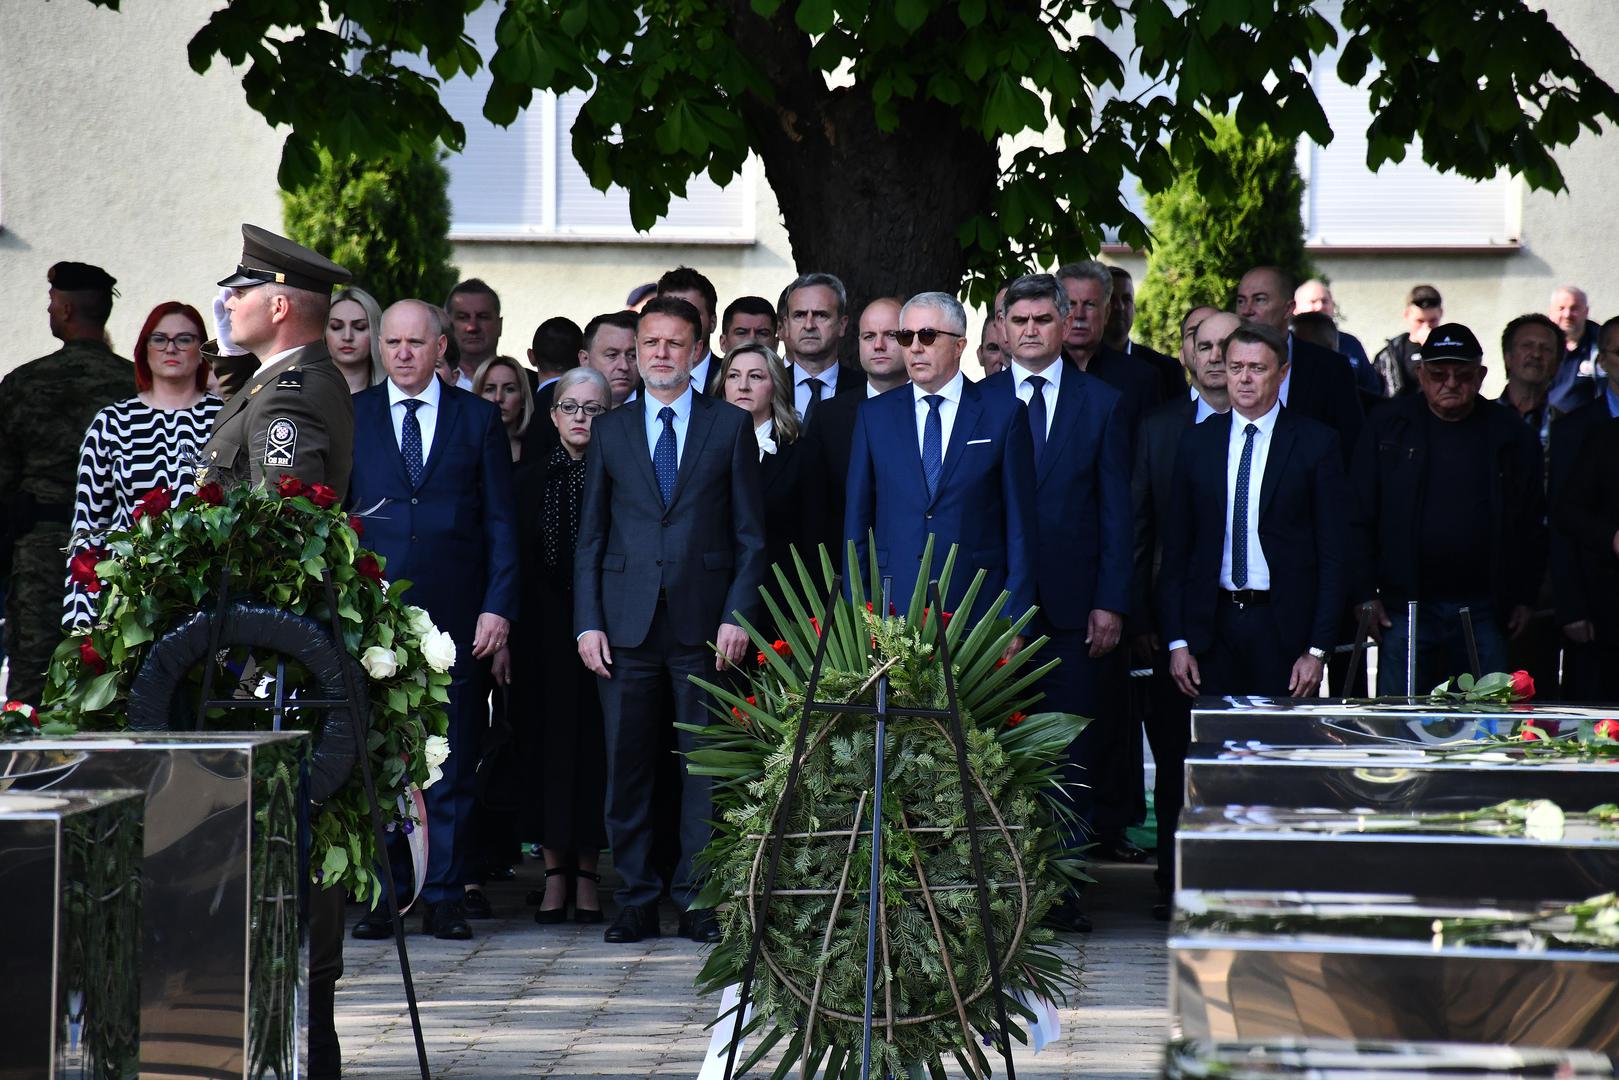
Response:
[308,881,345,1079]
[1376,599,1506,696]
[1198,597,1297,698]
[596,600,714,910]
[1142,657,1190,896]
[1033,621,1115,850]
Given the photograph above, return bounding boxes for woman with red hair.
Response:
[64,301,222,627]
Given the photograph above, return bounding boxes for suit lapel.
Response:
[414,386,460,491]
[668,393,718,509]
[930,382,982,509]
[1258,410,1295,520]
[622,398,664,505]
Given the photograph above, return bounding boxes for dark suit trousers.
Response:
[1198,597,1297,698]
[307,881,345,1079]
[1142,657,1190,896]
[596,599,714,910]
[1033,618,1114,851]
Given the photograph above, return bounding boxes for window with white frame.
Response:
[422,9,755,242]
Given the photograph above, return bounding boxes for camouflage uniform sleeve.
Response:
[245,367,351,491]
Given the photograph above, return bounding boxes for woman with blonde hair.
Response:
[717,343,814,582]
[473,355,535,463]
[325,286,386,393]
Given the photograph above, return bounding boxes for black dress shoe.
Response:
[679,908,722,943]
[1095,838,1150,863]
[573,869,603,925]
[1042,897,1093,933]
[462,887,493,919]
[604,903,659,943]
[1151,901,1172,922]
[422,901,473,940]
[351,912,392,940]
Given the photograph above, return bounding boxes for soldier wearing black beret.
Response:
[0,261,133,704]
[200,224,355,497]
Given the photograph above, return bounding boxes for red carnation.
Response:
[275,474,307,499]
[308,483,339,509]
[68,549,105,594]
[354,553,384,584]
[772,640,791,658]
[1509,670,1535,701]
[347,515,365,538]
[1595,719,1619,741]
[79,639,107,674]
[193,481,224,506]
[1006,711,1026,729]
[132,486,172,522]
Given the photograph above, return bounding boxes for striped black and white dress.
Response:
[64,394,222,628]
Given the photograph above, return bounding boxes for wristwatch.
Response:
[1307,646,1328,661]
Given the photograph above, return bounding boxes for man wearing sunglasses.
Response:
[843,290,1037,631]
[1374,284,1444,397]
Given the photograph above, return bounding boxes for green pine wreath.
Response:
[687,541,1088,1080]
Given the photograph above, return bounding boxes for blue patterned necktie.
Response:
[922,394,944,499]
[401,399,425,488]
[1231,421,1259,588]
[654,406,678,505]
[1025,374,1048,466]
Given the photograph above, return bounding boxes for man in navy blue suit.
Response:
[345,299,519,941]
[1160,322,1348,699]
[575,296,767,945]
[843,290,1037,628]
[983,273,1132,930]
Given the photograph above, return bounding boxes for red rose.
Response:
[354,553,384,584]
[132,486,172,522]
[68,549,105,594]
[1006,711,1026,729]
[347,515,365,538]
[1519,720,1547,742]
[865,601,874,613]
[1595,719,1619,741]
[193,481,224,506]
[746,695,757,706]
[308,483,339,509]
[79,640,107,674]
[1509,670,1535,701]
[809,616,821,637]
[2,701,38,728]
[275,474,307,499]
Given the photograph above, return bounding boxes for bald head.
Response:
[381,299,449,395]
[1180,304,1220,367]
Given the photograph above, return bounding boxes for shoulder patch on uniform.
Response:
[264,417,298,468]
[274,369,305,392]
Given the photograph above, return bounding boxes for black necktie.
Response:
[804,376,825,421]
[1025,374,1047,466]
[1231,422,1259,588]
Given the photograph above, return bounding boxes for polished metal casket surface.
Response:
[1171,894,1619,1054]
[0,788,143,1080]
[1176,806,1619,903]
[1183,744,1619,814]
[0,733,311,1080]
[1188,697,1602,747]
[1163,1038,1615,1080]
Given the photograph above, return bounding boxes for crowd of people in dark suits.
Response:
[7,241,1619,998]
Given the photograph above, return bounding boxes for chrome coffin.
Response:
[1162,1038,1615,1080]
[1188,698,1602,748]
[0,789,143,1080]
[0,733,310,1080]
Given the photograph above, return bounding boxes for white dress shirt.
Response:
[793,362,841,418]
[866,381,888,399]
[387,376,443,461]
[1279,334,1295,406]
[454,369,474,392]
[642,384,695,468]
[690,352,712,393]
[1011,356,1062,438]
[1219,400,1281,591]
[913,370,966,457]
[1190,385,1225,423]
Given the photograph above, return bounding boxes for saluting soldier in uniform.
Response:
[200,224,354,495]
[0,262,133,704]
[203,225,353,1080]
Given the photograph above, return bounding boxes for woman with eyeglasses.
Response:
[718,343,815,592]
[325,286,386,393]
[63,300,222,628]
[510,366,612,924]
[473,355,535,463]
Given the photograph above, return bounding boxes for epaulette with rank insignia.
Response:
[274,368,305,392]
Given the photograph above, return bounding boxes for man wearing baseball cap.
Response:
[1348,322,1546,693]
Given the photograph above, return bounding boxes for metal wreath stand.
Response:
[722,575,1022,1080]
[125,565,431,1080]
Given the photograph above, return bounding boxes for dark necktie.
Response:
[804,376,825,421]
[654,406,678,506]
[1231,422,1259,588]
[401,399,425,488]
[1025,374,1048,466]
[922,394,944,499]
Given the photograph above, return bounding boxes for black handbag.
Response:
[475,684,528,813]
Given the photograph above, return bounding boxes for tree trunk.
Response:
[729,5,1001,349]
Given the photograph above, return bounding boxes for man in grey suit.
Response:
[575,295,768,944]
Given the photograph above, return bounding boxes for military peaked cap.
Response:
[48,261,118,295]
[218,224,351,293]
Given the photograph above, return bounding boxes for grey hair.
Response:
[782,272,849,317]
[1003,273,1070,319]
[901,291,967,336]
[1055,260,1114,306]
[554,364,611,404]
[1551,284,1589,307]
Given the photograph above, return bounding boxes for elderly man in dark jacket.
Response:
[1349,323,1546,694]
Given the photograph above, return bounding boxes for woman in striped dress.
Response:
[64,301,222,628]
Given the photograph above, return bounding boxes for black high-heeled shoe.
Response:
[573,869,604,924]
[534,867,571,925]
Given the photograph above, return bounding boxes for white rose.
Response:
[360,645,399,680]
[421,629,457,673]
[421,734,450,789]
[404,605,436,638]
[1522,799,1565,841]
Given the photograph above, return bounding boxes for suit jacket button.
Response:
[662,519,671,527]
[926,512,933,519]
[411,497,418,505]
[656,559,663,566]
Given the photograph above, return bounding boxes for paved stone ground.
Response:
[336,861,1169,1078]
